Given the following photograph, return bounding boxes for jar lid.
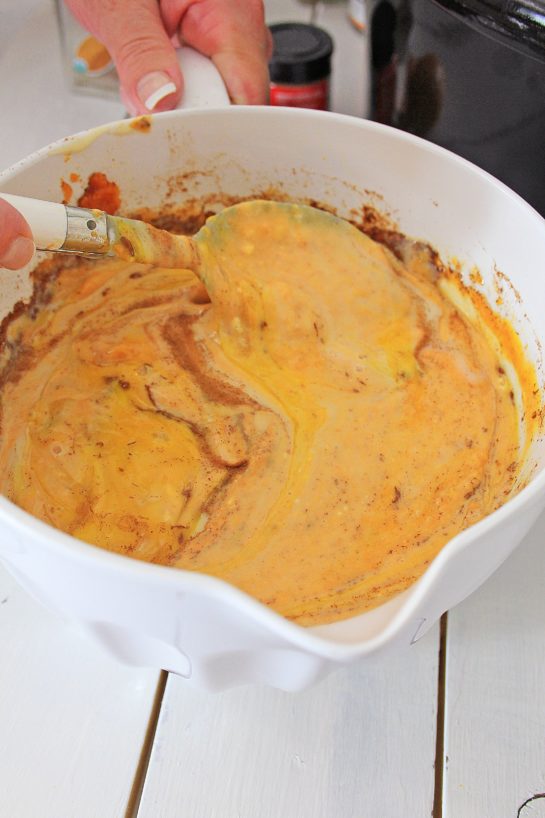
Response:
[268,23,334,84]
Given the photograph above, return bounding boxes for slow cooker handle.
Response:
[431,0,545,62]
[368,0,545,64]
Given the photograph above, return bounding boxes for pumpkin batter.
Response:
[0,202,530,624]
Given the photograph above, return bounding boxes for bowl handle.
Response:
[175,46,231,110]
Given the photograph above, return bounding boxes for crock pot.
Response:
[1,107,545,691]
[370,0,545,215]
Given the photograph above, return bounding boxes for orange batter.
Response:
[0,202,533,625]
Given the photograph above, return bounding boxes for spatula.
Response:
[0,193,359,302]
[0,193,202,272]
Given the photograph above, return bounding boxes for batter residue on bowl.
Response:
[0,201,535,625]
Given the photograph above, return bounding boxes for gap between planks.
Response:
[433,613,449,818]
[125,670,169,818]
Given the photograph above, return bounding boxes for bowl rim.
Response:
[0,479,543,661]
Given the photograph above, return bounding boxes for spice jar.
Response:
[268,23,334,111]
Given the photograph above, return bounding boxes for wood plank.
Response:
[0,563,161,818]
[137,626,440,818]
[442,511,545,817]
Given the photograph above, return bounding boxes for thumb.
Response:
[0,200,35,271]
[66,0,183,115]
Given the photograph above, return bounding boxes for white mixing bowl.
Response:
[1,107,545,691]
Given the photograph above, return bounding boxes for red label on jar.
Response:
[269,79,329,111]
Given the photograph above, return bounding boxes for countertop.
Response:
[1,2,545,816]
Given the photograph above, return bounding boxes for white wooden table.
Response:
[1,2,545,815]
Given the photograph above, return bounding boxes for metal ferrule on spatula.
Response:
[60,205,113,257]
[0,193,115,259]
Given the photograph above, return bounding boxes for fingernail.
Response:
[136,71,177,111]
[1,236,35,270]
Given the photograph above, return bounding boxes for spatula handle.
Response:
[0,193,110,256]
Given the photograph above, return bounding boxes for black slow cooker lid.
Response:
[432,0,545,61]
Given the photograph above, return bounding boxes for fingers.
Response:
[66,0,184,115]
[162,0,272,104]
[0,200,35,271]
[211,25,272,105]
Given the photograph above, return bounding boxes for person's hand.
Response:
[65,0,272,115]
[0,200,34,270]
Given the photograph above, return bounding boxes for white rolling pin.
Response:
[0,193,111,256]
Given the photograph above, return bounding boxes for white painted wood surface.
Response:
[0,563,161,818]
[136,628,440,818]
[442,515,545,818]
